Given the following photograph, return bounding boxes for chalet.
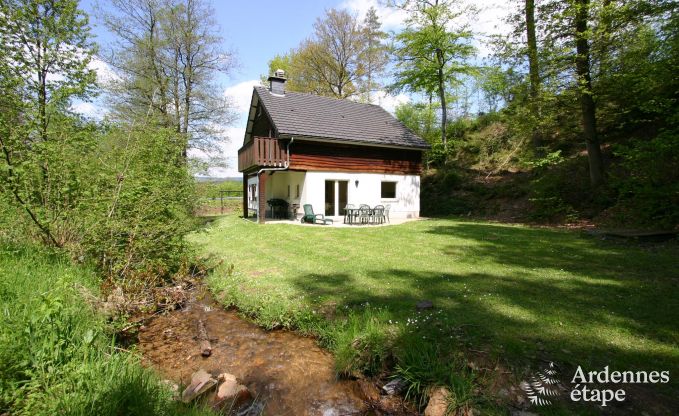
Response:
[238,70,430,223]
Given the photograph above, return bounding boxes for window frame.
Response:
[380,181,398,200]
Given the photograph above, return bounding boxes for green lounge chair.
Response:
[301,204,333,225]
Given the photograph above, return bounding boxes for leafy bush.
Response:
[0,117,197,282]
[77,126,196,280]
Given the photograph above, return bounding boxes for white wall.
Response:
[266,171,306,218]
[247,171,306,218]
[302,171,420,219]
[247,170,421,220]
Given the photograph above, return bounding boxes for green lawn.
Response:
[193,215,679,412]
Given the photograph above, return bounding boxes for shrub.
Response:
[77,126,196,280]
[0,118,198,282]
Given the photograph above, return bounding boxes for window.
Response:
[381,181,397,199]
[287,185,290,198]
[296,184,300,198]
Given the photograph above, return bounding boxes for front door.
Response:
[325,180,349,217]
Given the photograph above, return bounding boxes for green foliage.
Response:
[394,322,476,411]
[261,8,388,100]
[611,131,679,228]
[395,102,440,144]
[1,1,198,280]
[1,114,197,280]
[77,126,196,279]
[525,150,565,169]
[0,0,96,138]
[391,0,475,96]
[0,244,215,416]
[420,169,473,217]
[100,0,236,154]
[329,307,393,376]
[194,180,242,199]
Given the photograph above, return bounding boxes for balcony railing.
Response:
[238,136,288,172]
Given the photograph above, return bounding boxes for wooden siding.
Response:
[238,136,287,172]
[289,141,423,174]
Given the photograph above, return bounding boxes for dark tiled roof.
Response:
[254,86,430,150]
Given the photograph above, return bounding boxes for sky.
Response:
[77,0,512,177]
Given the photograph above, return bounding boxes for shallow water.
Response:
[138,290,398,415]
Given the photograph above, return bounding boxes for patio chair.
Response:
[373,205,385,224]
[358,204,372,224]
[301,204,333,225]
[384,204,391,223]
[343,204,358,224]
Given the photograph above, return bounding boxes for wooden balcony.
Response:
[238,136,288,172]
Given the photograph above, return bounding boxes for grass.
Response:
[0,243,216,416]
[193,214,679,414]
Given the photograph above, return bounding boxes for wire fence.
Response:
[195,190,243,216]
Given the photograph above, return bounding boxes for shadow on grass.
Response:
[286,222,679,390]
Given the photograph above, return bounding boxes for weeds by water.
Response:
[0,243,216,416]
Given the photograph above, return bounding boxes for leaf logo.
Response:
[521,362,563,406]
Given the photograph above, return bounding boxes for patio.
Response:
[243,216,421,227]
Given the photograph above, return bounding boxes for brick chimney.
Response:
[268,69,286,95]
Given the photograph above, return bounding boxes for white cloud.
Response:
[341,0,511,57]
[223,126,245,172]
[70,100,107,119]
[188,126,244,177]
[224,79,260,114]
[374,90,410,114]
[469,1,514,57]
[88,55,119,85]
[218,80,260,176]
[340,0,408,31]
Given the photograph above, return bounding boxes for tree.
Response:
[261,9,367,99]
[0,0,97,246]
[100,0,237,157]
[573,0,604,187]
[391,0,476,149]
[261,53,291,86]
[305,8,366,98]
[395,102,440,144]
[0,0,96,141]
[360,7,389,102]
[525,0,542,150]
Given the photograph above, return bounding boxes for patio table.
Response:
[344,207,376,224]
[344,207,361,224]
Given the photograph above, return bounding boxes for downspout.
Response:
[256,137,294,221]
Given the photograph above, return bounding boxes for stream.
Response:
[138,289,412,415]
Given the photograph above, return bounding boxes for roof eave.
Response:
[278,133,431,151]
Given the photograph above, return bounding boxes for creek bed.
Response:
[139,290,411,415]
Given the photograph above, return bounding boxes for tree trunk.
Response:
[37,33,47,141]
[436,48,447,150]
[525,0,541,151]
[574,0,604,187]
